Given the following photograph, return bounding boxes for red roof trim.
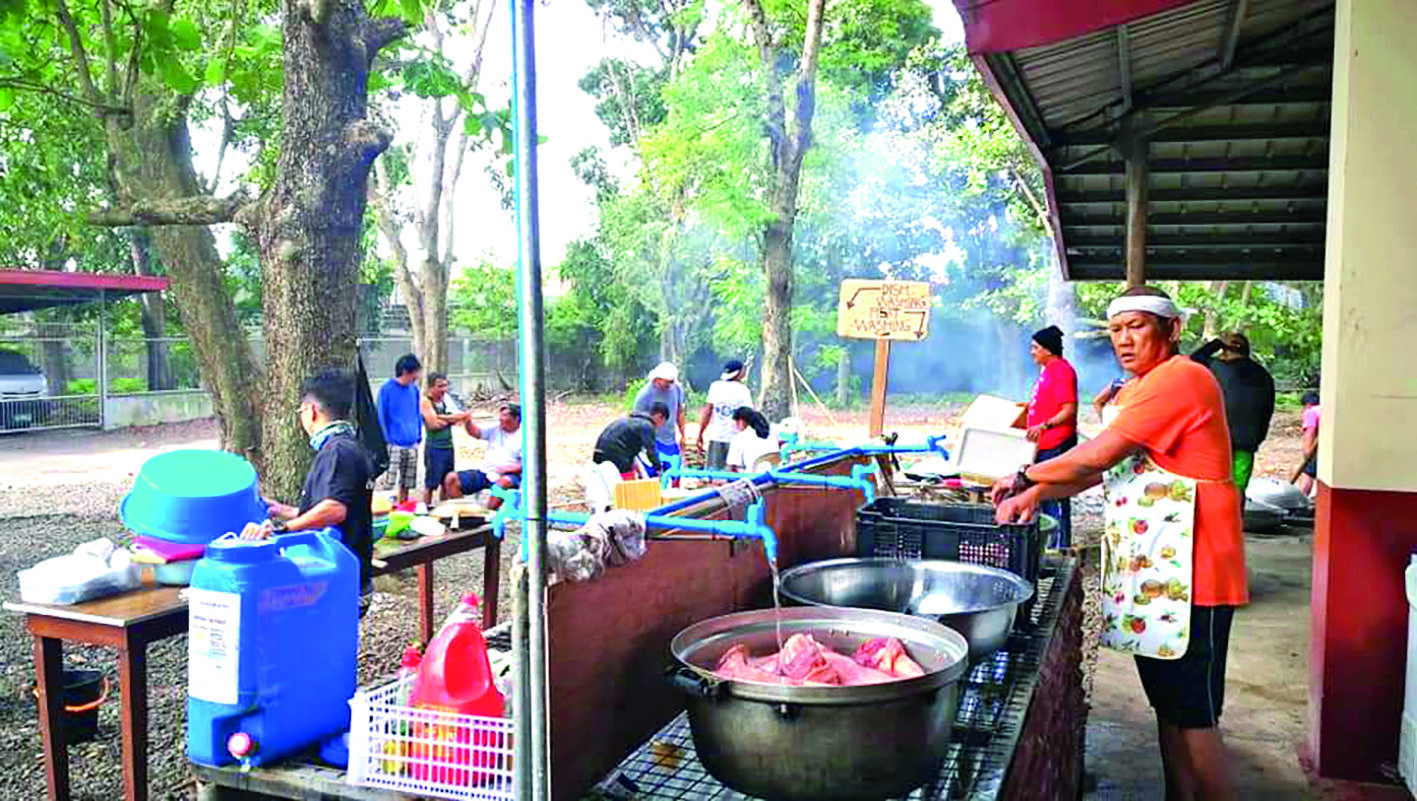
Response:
[952,0,1196,54]
[0,270,168,292]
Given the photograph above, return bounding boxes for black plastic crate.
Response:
[855,498,1042,587]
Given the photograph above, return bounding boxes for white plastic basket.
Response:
[347,675,514,800]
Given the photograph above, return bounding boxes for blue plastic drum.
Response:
[120,450,267,544]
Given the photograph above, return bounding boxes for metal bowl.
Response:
[778,558,1034,663]
[670,606,969,801]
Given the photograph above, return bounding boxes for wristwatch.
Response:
[1014,467,1037,492]
[270,519,288,534]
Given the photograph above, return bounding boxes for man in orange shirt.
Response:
[993,286,1245,801]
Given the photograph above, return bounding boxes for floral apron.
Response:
[1098,406,1197,659]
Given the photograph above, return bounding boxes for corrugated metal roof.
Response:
[968,0,1335,281]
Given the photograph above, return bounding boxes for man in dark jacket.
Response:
[593,403,669,479]
[1191,332,1275,495]
[241,369,376,611]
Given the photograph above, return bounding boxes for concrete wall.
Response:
[1310,0,1417,782]
[103,391,213,430]
[1318,0,1417,493]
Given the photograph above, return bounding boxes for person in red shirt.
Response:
[1025,324,1079,547]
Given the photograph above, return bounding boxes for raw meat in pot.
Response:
[711,635,923,686]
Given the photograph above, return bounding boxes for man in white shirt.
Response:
[443,402,523,510]
[697,359,753,471]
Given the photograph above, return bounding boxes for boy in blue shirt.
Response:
[375,354,423,503]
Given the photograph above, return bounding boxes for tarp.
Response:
[952,0,1196,53]
[354,353,389,478]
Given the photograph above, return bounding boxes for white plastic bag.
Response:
[18,538,142,605]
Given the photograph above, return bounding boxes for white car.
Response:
[0,350,48,428]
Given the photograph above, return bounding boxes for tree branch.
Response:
[54,0,106,107]
[364,17,408,53]
[98,0,121,97]
[742,0,785,146]
[344,119,394,161]
[788,0,827,160]
[0,78,129,115]
[89,193,253,227]
[300,0,331,25]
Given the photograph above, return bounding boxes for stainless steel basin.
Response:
[778,558,1034,663]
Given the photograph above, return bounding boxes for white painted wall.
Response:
[1319,0,1417,492]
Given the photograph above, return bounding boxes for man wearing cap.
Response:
[698,360,753,471]
[1191,332,1275,500]
[632,362,687,474]
[443,402,522,510]
[1025,324,1078,548]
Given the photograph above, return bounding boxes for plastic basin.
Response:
[120,450,267,544]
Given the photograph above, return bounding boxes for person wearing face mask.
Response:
[992,286,1245,801]
[241,369,377,611]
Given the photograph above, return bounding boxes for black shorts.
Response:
[425,447,455,490]
[458,470,521,495]
[1135,605,1235,729]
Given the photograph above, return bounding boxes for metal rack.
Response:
[592,561,1070,801]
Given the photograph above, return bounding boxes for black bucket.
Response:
[33,669,108,744]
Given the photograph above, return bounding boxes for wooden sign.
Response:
[836,280,931,341]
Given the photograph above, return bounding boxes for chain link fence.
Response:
[2,317,606,434]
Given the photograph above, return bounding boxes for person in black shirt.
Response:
[241,369,376,611]
[593,403,668,479]
[1190,332,1275,496]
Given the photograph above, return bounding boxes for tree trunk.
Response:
[105,92,261,456]
[835,347,850,407]
[743,0,826,421]
[1203,280,1229,340]
[36,315,71,398]
[758,220,794,420]
[128,229,173,391]
[251,0,401,498]
[1237,282,1253,333]
[420,255,449,373]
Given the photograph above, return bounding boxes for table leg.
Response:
[482,536,501,630]
[33,634,70,801]
[118,636,149,801]
[417,561,435,645]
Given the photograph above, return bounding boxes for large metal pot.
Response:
[778,558,1034,663]
[669,606,969,801]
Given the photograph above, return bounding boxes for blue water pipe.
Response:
[489,486,780,564]
[779,435,950,461]
[664,464,880,506]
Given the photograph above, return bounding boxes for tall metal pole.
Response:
[97,289,107,429]
[509,0,551,799]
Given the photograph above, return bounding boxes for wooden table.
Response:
[5,522,502,801]
[372,521,500,643]
[4,585,188,801]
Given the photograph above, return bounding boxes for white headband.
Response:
[1107,295,1185,321]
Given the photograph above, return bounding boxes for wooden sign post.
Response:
[836,279,931,438]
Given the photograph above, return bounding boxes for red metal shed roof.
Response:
[0,270,169,314]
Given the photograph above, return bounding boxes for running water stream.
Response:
[769,558,785,653]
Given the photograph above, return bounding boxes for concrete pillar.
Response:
[1309,0,1417,782]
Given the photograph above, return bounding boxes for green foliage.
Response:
[555,238,657,373]
[622,377,647,409]
[449,261,518,340]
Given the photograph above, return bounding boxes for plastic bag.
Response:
[18,538,141,605]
